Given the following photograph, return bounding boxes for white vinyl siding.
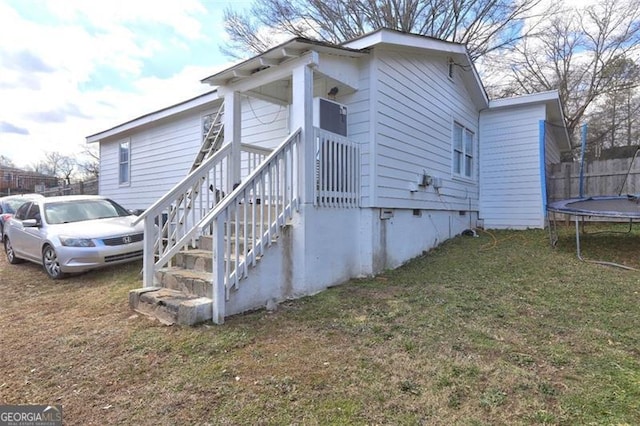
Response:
[371,48,479,210]
[100,111,205,210]
[99,98,290,211]
[240,98,289,149]
[479,104,547,229]
[337,59,371,206]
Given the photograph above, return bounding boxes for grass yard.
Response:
[1,225,639,425]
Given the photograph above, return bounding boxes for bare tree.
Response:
[76,144,99,180]
[223,0,547,60]
[0,155,14,168]
[30,151,76,184]
[487,0,640,144]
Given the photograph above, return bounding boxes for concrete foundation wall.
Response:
[225,205,476,317]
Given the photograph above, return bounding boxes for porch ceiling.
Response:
[242,71,358,106]
[201,38,367,87]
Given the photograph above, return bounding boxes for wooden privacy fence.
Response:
[39,179,98,197]
[548,158,640,202]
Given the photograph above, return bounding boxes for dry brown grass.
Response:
[1,226,639,425]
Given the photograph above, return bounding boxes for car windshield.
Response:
[44,199,131,224]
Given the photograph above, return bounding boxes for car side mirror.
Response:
[22,219,39,228]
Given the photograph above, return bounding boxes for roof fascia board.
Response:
[489,90,560,109]
[343,28,466,55]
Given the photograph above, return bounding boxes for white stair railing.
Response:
[198,128,302,324]
[135,143,271,287]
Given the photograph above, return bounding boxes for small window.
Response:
[119,139,130,185]
[453,122,474,179]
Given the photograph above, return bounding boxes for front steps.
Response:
[129,287,212,325]
[130,205,284,325]
[130,244,216,325]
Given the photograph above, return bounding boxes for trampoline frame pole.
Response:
[572,215,637,271]
[574,217,582,261]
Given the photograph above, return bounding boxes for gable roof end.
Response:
[342,28,489,109]
[488,90,571,152]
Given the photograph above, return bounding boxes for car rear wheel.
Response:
[42,244,64,279]
[4,237,23,264]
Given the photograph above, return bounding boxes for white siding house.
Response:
[88,92,290,211]
[479,92,569,229]
[87,29,570,324]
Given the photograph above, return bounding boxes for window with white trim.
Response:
[453,122,474,178]
[119,139,130,185]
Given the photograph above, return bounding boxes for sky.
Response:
[0,0,252,168]
[0,0,598,170]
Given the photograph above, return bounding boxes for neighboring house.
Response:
[0,167,59,196]
[87,29,570,325]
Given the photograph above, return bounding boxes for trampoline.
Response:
[547,195,640,270]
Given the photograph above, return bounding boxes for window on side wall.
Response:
[453,122,474,179]
[119,139,130,185]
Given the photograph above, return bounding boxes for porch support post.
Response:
[291,62,315,204]
[224,90,242,189]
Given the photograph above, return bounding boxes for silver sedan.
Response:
[3,195,145,279]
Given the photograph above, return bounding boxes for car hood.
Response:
[48,216,144,238]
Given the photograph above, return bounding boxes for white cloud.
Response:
[0,1,234,168]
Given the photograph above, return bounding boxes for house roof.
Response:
[489,90,572,151]
[342,28,489,108]
[202,29,489,108]
[86,89,220,143]
[90,29,557,144]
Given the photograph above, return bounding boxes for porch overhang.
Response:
[201,38,368,88]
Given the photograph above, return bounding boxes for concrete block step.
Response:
[170,249,248,272]
[129,287,212,326]
[155,267,214,298]
[174,249,214,272]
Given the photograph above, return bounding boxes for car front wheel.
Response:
[42,245,64,279]
[4,237,23,264]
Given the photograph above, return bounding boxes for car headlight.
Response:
[59,236,96,247]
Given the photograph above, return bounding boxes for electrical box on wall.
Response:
[432,176,443,189]
[313,97,348,136]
